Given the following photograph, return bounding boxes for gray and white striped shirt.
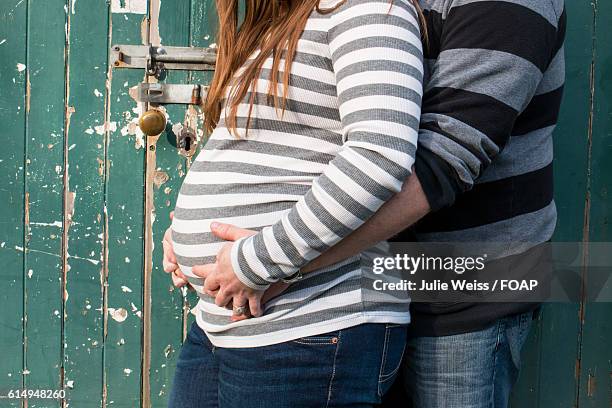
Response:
[171,0,423,347]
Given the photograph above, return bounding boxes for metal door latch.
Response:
[111,44,217,77]
[112,43,216,105]
[129,83,208,105]
[111,43,216,157]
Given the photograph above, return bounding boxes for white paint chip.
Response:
[30,220,63,227]
[171,123,183,135]
[94,89,103,98]
[111,0,146,14]
[16,63,26,72]
[108,307,128,322]
[121,285,132,293]
[123,368,132,375]
[94,121,117,135]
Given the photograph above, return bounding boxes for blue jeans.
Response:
[396,311,533,408]
[168,321,407,408]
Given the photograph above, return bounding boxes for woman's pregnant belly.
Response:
[171,200,294,292]
[170,164,315,293]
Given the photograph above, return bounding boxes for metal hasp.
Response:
[130,83,208,105]
[111,44,217,77]
[110,43,210,158]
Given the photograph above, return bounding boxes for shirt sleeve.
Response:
[230,0,424,289]
[414,0,565,211]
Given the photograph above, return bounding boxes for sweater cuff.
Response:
[414,148,464,212]
[230,237,271,291]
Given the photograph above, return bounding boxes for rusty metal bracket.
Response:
[111,44,216,76]
[129,83,208,105]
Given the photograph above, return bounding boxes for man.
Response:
[163,0,566,406]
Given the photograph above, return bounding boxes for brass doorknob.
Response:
[139,109,167,136]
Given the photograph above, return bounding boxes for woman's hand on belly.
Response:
[192,238,266,318]
[194,223,290,321]
[163,212,191,289]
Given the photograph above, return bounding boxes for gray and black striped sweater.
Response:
[171,0,423,347]
[404,0,566,336]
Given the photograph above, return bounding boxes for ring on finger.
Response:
[232,304,248,316]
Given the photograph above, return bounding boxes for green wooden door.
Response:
[1,0,215,406]
[510,1,612,407]
[1,0,610,407]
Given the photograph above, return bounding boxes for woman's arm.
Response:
[206,170,429,270]
[302,170,429,272]
[229,0,424,290]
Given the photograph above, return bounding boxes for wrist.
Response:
[230,238,271,291]
[281,270,303,284]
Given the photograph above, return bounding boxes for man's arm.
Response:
[413,1,563,211]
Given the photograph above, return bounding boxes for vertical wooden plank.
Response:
[104,2,147,406]
[510,1,594,407]
[578,0,612,406]
[189,0,217,93]
[187,0,217,159]
[22,0,66,406]
[147,0,191,405]
[61,0,109,405]
[148,1,218,406]
[0,0,27,405]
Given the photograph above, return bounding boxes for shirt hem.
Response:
[196,311,411,348]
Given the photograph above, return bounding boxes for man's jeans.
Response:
[168,321,407,408]
[391,310,533,408]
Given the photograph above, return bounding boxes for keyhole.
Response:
[177,128,197,157]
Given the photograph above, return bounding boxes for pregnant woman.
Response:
[167,0,423,406]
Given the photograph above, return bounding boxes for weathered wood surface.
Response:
[0,0,610,407]
[62,0,108,406]
[0,0,28,406]
[510,1,612,407]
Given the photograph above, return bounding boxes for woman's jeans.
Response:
[168,321,407,408]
